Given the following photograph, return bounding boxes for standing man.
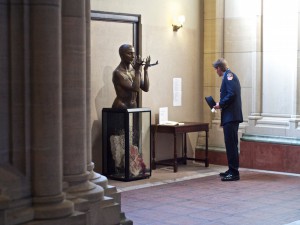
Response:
[112,44,150,109]
[213,58,243,181]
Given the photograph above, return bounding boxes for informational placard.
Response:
[159,107,168,124]
[173,78,182,106]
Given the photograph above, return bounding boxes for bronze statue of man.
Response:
[112,44,150,109]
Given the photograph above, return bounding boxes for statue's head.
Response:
[119,44,135,63]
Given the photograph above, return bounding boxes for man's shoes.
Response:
[221,173,240,181]
[219,170,229,177]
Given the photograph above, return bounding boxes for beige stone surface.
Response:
[224,18,257,53]
[204,19,224,53]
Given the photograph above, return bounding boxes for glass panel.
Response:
[106,111,126,177]
[141,111,151,175]
[128,111,151,178]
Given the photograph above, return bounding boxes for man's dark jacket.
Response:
[219,69,243,126]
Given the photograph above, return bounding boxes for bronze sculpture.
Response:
[112,44,157,109]
[107,44,158,178]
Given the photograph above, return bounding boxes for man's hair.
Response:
[212,58,228,72]
[119,44,133,57]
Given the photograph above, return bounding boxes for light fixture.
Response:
[172,15,185,32]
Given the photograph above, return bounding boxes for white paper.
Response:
[173,78,182,106]
[159,107,168,124]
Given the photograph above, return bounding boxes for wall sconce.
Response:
[172,15,185,32]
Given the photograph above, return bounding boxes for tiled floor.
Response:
[108,163,300,225]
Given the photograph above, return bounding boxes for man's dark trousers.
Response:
[223,121,240,175]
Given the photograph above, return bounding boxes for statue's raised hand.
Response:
[132,55,144,71]
[144,56,151,70]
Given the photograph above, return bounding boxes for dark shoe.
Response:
[221,173,240,181]
[219,170,229,177]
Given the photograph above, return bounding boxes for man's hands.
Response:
[213,102,220,109]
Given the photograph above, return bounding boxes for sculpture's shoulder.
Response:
[113,65,123,78]
[113,64,122,74]
[113,66,133,83]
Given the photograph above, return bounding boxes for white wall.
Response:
[90,0,300,171]
[91,0,203,122]
[245,0,300,138]
[263,0,298,115]
[91,0,204,170]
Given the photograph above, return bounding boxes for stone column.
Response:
[203,0,224,123]
[61,0,103,205]
[0,0,10,164]
[289,0,300,131]
[84,1,120,207]
[202,0,225,148]
[30,0,74,219]
[85,0,108,188]
[0,3,33,225]
[10,0,27,173]
[86,0,94,179]
[248,0,263,125]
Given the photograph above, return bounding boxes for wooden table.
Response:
[151,122,209,172]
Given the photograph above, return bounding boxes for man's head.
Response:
[213,58,228,77]
[119,44,135,63]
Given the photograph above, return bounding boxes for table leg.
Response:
[205,130,209,167]
[183,133,187,164]
[151,129,156,170]
[174,133,178,172]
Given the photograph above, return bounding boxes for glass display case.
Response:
[102,108,151,181]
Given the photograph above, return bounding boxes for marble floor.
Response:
[108,163,300,225]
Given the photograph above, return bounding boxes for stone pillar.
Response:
[289,0,300,131]
[84,1,121,208]
[85,0,109,189]
[86,0,94,180]
[0,0,10,164]
[10,0,27,173]
[203,0,225,131]
[61,0,103,206]
[248,0,263,125]
[30,0,74,219]
[244,0,298,137]
[0,3,33,225]
[85,0,101,184]
[202,0,225,149]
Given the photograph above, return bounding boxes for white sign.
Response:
[173,78,182,106]
[159,107,168,124]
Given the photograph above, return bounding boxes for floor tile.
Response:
[110,164,300,225]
